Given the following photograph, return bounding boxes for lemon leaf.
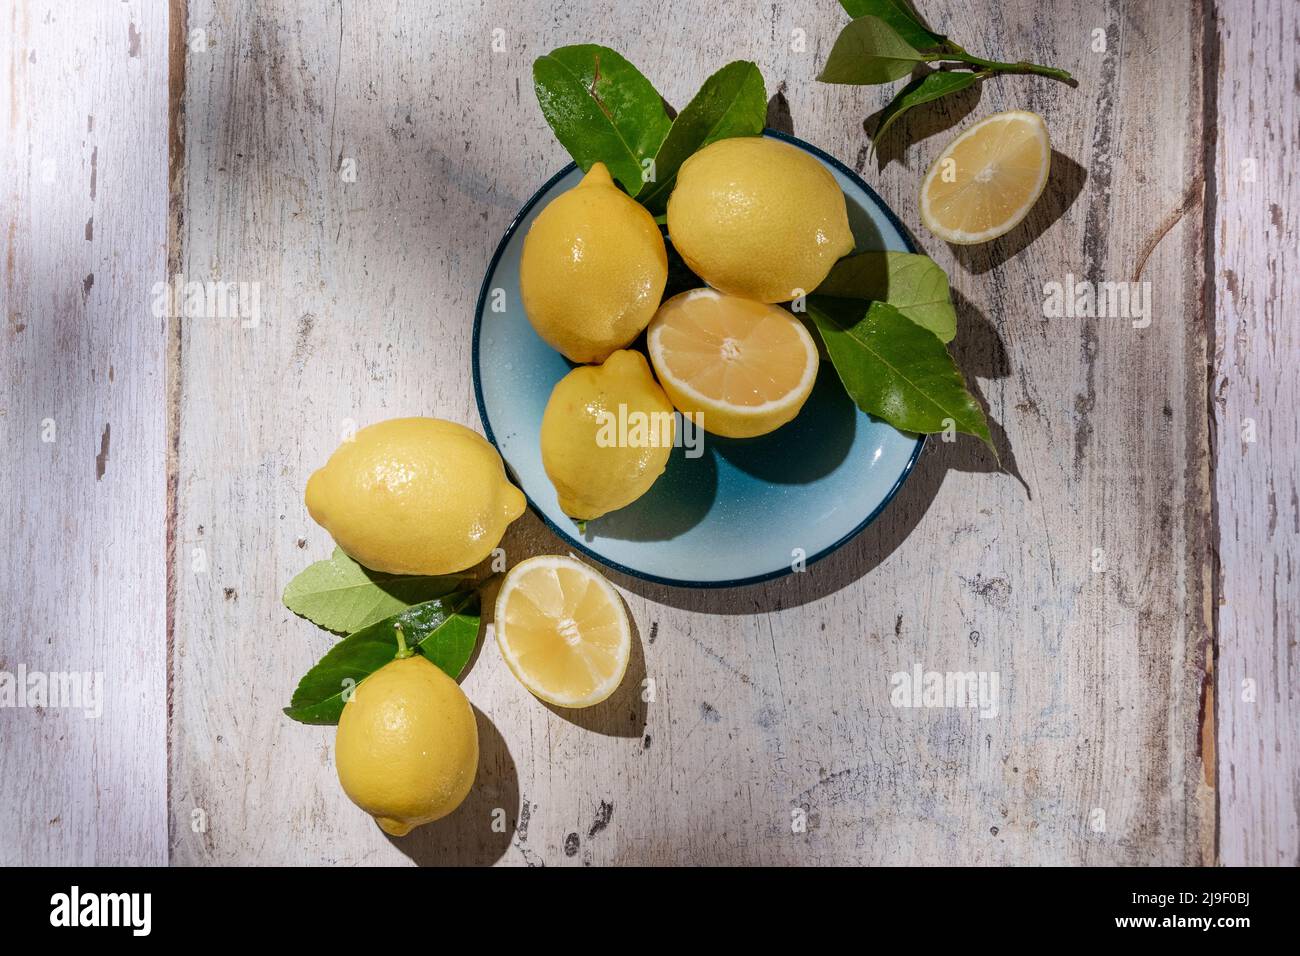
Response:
[817,15,925,85]
[871,69,982,146]
[837,0,949,53]
[808,299,991,448]
[283,592,481,725]
[814,251,957,342]
[282,547,464,635]
[533,45,672,197]
[638,60,767,214]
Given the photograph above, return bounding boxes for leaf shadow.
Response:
[869,68,984,170]
[457,612,490,683]
[766,85,794,136]
[950,150,1087,274]
[947,289,1028,494]
[386,705,519,866]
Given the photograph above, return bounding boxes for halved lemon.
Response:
[494,555,631,708]
[919,110,1051,245]
[646,288,819,438]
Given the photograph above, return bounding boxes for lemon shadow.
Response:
[710,368,856,484]
[540,599,647,739]
[950,150,1087,274]
[385,705,518,866]
[585,439,717,542]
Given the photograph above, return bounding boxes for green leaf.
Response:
[533,45,672,196]
[818,15,925,85]
[808,299,990,446]
[837,0,948,52]
[283,592,481,725]
[814,251,957,342]
[637,61,767,214]
[872,69,982,145]
[282,547,464,635]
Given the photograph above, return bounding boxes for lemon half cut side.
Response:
[646,288,820,438]
[494,555,632,708]
[919,110,1052,245]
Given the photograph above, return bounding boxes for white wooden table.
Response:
[1,0,1295,866]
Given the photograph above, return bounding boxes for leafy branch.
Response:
[808,254,992,452]
[819,3,1074,146]
[282,548,487,725]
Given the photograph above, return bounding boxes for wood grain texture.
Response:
[1212,0,1300,867]
[0,0,169,865]
[163,0,1219,866]
[3,0,1290,870]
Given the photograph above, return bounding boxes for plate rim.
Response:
[472,129,926,590]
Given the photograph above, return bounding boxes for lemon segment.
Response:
[494,555,632,708]
[305,417,525,576]
[666,136,854,303]
[520,162,668,363]
[647,289,819,438]
[335,654,479,837]
[919,110,1051,244]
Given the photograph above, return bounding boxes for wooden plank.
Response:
[0,0,169,865]
[169,0,1213,864]
[1212,0,1300,867]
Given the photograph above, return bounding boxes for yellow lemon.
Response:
[305,417,525,575]
[540,349,675,521]
[520,162,668,363]
[919,110,1051,244]
[666,136,854,303]
[335,651,478,836]
[647,289,819,438]
[495,555,631,708]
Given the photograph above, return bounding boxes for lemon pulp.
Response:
[647,288,819,438]
[494,555,631,708]
[919,110,1051,244]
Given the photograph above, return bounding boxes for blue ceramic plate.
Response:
[473,130,924,588]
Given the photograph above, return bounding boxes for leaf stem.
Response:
[393,622,414,660]
[927,52,1075,84]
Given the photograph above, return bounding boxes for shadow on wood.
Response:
[948,288,1028,494]
[951,150,1087,274]
[868,68,984,171]
[766,86,794,135]
[541,600,648,738]
[612,304,1026,613]
[386,705,519,866]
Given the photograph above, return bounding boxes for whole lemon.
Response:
[540,350,675,520]
[305,417,525,575]
[335,652,478,836]
[666,136,855,303]
[520,162,668,363]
